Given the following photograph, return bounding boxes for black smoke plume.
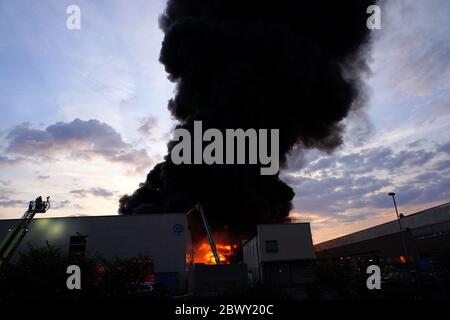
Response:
[119,0,374,239]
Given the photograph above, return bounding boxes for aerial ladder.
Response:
[0,196,50,268]
[187,202,221,265]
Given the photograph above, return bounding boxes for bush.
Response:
[0,243,152,301]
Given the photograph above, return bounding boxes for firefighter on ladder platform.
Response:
[0,196,51,268]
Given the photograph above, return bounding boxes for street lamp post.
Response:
[388,192,422,298]
[388,192,410,262]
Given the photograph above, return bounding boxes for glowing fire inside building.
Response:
[194,241,238,265]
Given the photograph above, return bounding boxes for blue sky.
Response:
[0,0,449,243]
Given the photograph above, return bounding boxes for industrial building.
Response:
[0,209,318,294]
[0,213,189,293]
[315,202,450,265]
[243,223,315,286]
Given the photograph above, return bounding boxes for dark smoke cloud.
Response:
[119,0,374,239]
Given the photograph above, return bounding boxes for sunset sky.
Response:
[0,0,449,243]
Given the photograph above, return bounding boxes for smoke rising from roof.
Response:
[119,0,374,238]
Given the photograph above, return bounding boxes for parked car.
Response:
[126,282,154,297]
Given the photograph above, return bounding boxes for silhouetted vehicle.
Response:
[126,282,169,298]
[127,282,154,297]
[381,265,415,286]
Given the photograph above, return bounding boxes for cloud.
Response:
[0,199,25,208]
[288,140,450,222]
[290,210,373,226]
[4,119,154,172]
[6,119,126,156]
[138,116,158,137]
[0,187,13,200]
[301,145,438,176]
[439,142,450,155]
[0,180,11,186]
[51,200,82,210]
[109,148,153,172]
[373,1,450,96]
[292,175,390,214]
[429,159,450,171]
[137,116,170,142]
[70,187,115,199]
[393,174,450,206]
[0,155,22,167]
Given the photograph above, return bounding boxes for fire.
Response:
[193,241,238,265]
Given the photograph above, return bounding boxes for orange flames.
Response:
[192,241,238,265]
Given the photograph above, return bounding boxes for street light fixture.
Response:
[388,192,422,297]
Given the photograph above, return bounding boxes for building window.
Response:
[265,240,278,253]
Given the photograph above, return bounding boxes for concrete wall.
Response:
[256,223,315,262]
[189,264,248,294]
[242,237,260,282]
[242,238,258,268]
[262,260,315,286]
[0,213,188,274]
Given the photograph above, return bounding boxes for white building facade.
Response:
[243,223,315,286]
